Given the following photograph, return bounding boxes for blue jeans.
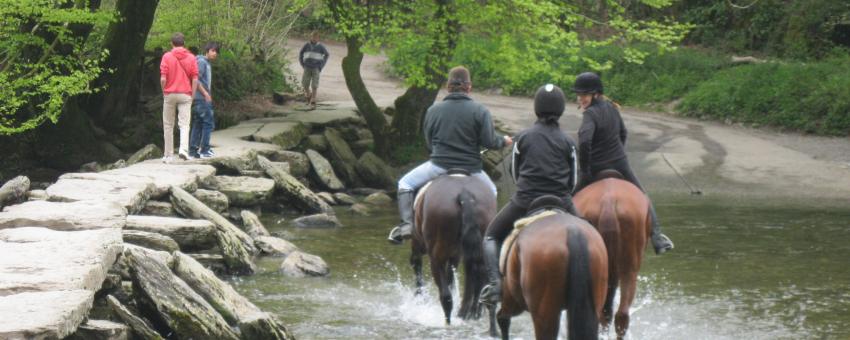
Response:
[398,161,497,196]
[189,99,215,155]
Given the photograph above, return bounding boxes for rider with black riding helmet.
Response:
[480,84,580,305]
[572,71,674,255]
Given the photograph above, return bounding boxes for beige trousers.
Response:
[162,93,192,156]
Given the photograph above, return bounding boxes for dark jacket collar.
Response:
[444,92,472,101]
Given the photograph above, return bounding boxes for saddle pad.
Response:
[499,210,559,274]
[413,173,468,210]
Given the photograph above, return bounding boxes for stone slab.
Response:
[103,163,217,198]
[46,177,154,214]
[208,176,275,207]
[0,290,94,340]
[0,200,126,231]
[125,215,217,251]
[0,227,122,296]
[251,121,309,149]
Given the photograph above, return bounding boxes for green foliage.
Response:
[0,0,114,135]
[211,51,287,101]
[678,57,850,135]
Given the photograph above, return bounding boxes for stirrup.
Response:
[387,226,404,245]
[653,233,674,255]
[479,282,501,306]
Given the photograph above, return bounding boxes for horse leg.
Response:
[487,304,498,338]
[431,260,453,325]
[615,276,637,339]
[602,282,617,329]
[530,304,561,340]
[410,251,424,295]
[496,314,511,340]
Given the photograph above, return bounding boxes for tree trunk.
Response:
[340,37,392,157]
[87,0,160,130]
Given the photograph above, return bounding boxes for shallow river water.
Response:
[230,191,850,340]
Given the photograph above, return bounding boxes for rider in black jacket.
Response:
[480,84,580,305]
[572,72,674,255]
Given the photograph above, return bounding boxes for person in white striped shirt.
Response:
[298,31,329,108]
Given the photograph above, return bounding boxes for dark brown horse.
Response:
[573,173,651,339]
[410,174,497,325]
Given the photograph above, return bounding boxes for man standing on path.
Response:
[298,31,329,108]
[189,42,219,159]
[160,32,199,162]
[387,66,513,244]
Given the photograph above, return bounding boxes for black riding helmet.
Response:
[534,84,566,119]
[572,72,603,94]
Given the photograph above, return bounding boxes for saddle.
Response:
[414,168,470,209]
[499,195,570,274]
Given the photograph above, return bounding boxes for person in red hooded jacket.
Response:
[160,32,199,162]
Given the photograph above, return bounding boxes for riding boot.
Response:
[479,236,502,306]
[387,190,415,245]
[649,205,674,254]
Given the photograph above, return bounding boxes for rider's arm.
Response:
[577,112,596,175]
[477,108,505,150]
[618,111,627,145]
[423,108,435,153]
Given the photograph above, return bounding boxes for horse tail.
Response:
[457,189,485,319]
[598,195,620,292]
[566,225,599,340]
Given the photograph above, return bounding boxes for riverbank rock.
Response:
[303,134,328,152]
[124,246,239,340]
[46,175,154,214]
[123,230,180,253]
[306,149,344,191]
[240,210,271,238]
[0,227,122,296]
[257,155,332,214]
[141,201,175,217]
[280,251,329,277]
[269,150,310,177]
[364,192,393,206]
[0,176,29,209]
[106,295,164,340]
[173,252,293,339]
[252,121,309,149]
[67,319,129,340]
[254,236,298,257]
[333,192,356,205]
[192,189,230,213]
[355,152,395,190]
[323,128,362,187]
[349,203,371,216]
[317,192,336,205]
[125,215,217,252]
[208,176,274,207]
[0,200,126,231]
[0,290,94,339]
[171,186,257,275]
[292,213,342,228]
[127,144,163,165]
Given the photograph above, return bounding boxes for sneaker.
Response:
[199,151,214,159]
[178,150,193,160]
[161,155,174,164]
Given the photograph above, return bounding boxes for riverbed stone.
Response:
[127,144,163,165]
[364,192,393,206]
[208,176,275,207]
[171,186,257,275]
[0,176,30,209]
[124,246,239,340]
[0,290,94,340]
[47,175,154,214]
[67,319,129,340]
[240,210,271,238]
[280,251,329,277]
[255,236,298,257]
[0,200,126,231]
[258,155,332,213]
[306,149,345,191]
[355,151,396,191]
[141,201,175,217]
[125,215,218,252]
[269,150,310,177]
[333,192,356,205]
[349,203,371,216]
[292,213,342,228]
[252,121,309,149]
[317,192,336,205]
[192,189,230,213]
[323,128,362,186]
[0,227,122,296]
[187,254,227,273]
[106,295,164,340]
[123,230,180,253]
[303,134,328,152]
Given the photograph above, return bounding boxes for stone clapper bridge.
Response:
[0,102,394,339]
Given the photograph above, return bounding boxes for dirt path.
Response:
[287,39,850,204]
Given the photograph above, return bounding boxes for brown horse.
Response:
[410,174,497,325]
[573,173,651,339]
[496,196,609,340]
